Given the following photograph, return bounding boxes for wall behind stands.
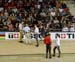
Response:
[5,32,75,40]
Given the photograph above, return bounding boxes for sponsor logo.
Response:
[8,33,19,38]
[60,33,75,39]
[67,33,75,39]
[61,34,66,38]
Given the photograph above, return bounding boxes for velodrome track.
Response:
[0,40,75,62]
[0,1,75,62]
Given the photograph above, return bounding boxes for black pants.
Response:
[46,44,51,58]
[53,46,61,57]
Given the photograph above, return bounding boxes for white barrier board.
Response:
[5,32,75,40]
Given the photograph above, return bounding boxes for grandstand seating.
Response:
[0,0,74,31]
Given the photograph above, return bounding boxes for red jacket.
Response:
[44,36,52,45]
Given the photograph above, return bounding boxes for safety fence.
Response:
[0,32,74,40]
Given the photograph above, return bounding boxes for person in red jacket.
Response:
[43,33,52,59]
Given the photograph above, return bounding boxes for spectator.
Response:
[38,0,43,3]
[0,0,74,32]
[62,25,69,32]
[7,23,14,31]
[17,13,23,22]
[4,9,8,18]
[50,9,56,20]
[69,25,75,32]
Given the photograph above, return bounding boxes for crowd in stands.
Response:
[0,0,75,32]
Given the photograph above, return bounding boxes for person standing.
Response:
[34,25,40,47]
[53,33,61,57]
[23,24,31,44]
[19,22,24,43]
[43,33,52,59]
[23,24,30,33]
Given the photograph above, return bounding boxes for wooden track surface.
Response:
[0,40,75,62]
[0,40,75,55]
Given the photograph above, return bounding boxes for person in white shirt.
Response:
[0,7,4,12]
[19,22,24,43]
[62,25,69,32]
[53,33,61,57]
[23,24,31,44]
[58,7,64,13]
[38,0,43,3]
[23,24,30,33]
[69,25,75,32]
[40,11,46,17]
[19,22,24,30]
[50,9,56,20]
[34,25,40,47]
[50,11,56,17]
